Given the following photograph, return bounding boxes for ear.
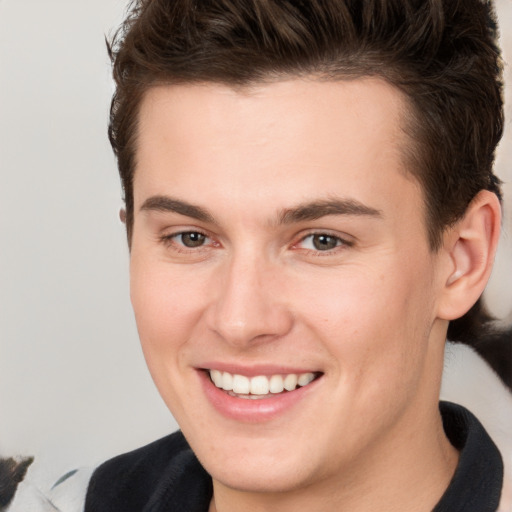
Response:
[119,208,127,224]
[436,190,501,321]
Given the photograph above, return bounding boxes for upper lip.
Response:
[197,363,322,377]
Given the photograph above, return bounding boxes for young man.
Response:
[85,1,505,510]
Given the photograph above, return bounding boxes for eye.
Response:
[298,233,347,252]
[178,231,207,248]
[161,230,212,249]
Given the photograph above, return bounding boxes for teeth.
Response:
[232,374,250,394]
[269,375,284,394]
[210,369,223,387]
[250,375,270,395]
[209,370,317,396]
[298,373,315,386]
[284,374,298,391]
[221,372,233,391]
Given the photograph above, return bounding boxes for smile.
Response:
[208,369,319,399]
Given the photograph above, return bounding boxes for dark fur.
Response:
[448,299,512,391]
[0,457,33,509]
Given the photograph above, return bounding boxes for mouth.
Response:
[207,369,323,399]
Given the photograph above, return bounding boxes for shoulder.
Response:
[435,401,504,511]
[89,430,190,483]
[84,431,212,512]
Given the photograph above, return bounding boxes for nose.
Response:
[205,254,294,347]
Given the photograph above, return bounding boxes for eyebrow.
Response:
[278,199,382,224]
[139,195,382,225]
[140,196,215,223]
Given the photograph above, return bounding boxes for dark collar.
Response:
[433,401,503,511]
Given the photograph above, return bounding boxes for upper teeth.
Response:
[209,370,316,395]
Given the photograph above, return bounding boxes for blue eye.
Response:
[300,234,344,251]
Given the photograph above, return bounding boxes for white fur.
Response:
[48,467,93,512]
[5,468,92,512]
[5,479,59,512]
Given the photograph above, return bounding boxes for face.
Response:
[130,79,448,494]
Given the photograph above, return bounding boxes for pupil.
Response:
[182,232,205,247]
[313,234,337,251]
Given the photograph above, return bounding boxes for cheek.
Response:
[294,267,405,339]
[129,256,209,368]
[294,261,435,387]
[129,258,211,422]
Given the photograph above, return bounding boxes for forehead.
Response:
[134,78,423,226]
[137,78,409,161]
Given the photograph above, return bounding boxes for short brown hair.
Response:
[108,0,503,342]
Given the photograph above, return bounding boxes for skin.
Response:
[129,78,473,511]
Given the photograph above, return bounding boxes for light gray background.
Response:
[1,0,511,489]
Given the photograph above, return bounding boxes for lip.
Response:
[198,368,323,423]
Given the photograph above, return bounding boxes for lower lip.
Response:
[198,370,321,423]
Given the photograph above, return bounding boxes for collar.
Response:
[433,401,503,511]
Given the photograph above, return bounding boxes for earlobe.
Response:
[119,208,127,224]
[437,190,501,321]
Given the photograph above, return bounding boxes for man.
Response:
[85,1,505,510]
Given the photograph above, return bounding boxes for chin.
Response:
[186,429,328,495]
[207,457,315,494]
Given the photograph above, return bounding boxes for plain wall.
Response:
[1,0,511,489]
